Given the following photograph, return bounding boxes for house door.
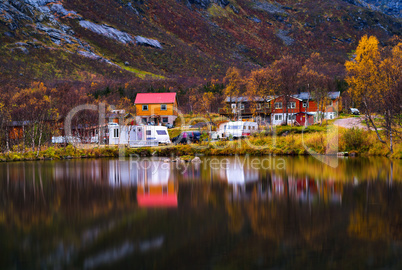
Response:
[137,127,143,141]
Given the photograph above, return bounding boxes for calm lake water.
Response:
[0,156,401,269]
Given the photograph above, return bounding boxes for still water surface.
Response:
[0,156,401,269]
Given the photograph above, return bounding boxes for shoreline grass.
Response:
[1,125,400,162]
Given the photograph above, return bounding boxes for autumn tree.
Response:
[0,94,11,152]
[346,35,402,152]
[346,35,382,136]
[201,92,214,115]
[246,67,276,120]
[269,56,301,124]
[298,53,331,125]
[187,87,199,114]
[223,67,245,120]
[377,42,402,152]
[10,82,58,155]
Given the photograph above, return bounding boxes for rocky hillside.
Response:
[343,0,401,18]
[0,0,401,90]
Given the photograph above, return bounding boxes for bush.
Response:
[42,147,58,159]
[391,143,402,159]
[342,128,365,152]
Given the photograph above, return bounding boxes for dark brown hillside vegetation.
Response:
[0,0,401,90]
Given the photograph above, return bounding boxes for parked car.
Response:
[350,108,360,115]
[165,123,174,129]
[172,131,202,144]
[192,131,202,142]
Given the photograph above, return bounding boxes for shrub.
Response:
[391,143,402,159]
[42,147,58,159]
[342,128,365,152]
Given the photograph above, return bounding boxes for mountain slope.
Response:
[342,0,401,18]
[0,0,401,90]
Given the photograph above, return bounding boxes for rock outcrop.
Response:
[185,0,230,9]
[79,20,135,44]
[135,36,163,49]
[252,1,288,14]
[343,0,401,18]
[0,2,33,30]
[0,0,163,69]
[276,29,294,46]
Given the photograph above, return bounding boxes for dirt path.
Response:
[334,117,368,129]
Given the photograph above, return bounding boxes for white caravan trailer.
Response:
[214,121,258,139]
[108,124,171,146]
[143,125,170,144]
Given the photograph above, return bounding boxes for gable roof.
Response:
[225,96,275,102]
[135,92,176,104]
[294,91,341,100]
[224,91,341,103]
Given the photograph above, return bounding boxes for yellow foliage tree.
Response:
[346,35,402,152]
[345,35,386,144]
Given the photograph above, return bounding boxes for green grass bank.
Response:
[1,125,401,162]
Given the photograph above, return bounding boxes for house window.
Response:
[275,102,282,109]
[256,103,261,110]
[142,105,148,111]
[287,102,296,109]
[265,102,271,108]
[274,115,283,121]
[240,104,245,110]
[113,128,119,138]
[231,104,236,109]
[161,104,167,110]
[162,117,168,123]
[302,101,308,108]
[156,130,167,135]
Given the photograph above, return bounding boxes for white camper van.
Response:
[214,121,258,139]
[108,124,171,146]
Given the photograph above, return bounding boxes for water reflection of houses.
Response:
[134,160,178,208]
[271,175,343,204]
[107,159,178,207]
[225,160,269,201]
[221,159,343,204]
[53,159,178,207]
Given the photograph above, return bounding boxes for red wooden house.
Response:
[222,92,341,126]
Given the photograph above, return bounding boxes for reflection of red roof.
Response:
[135,93,176,104]
[137,194,178,208]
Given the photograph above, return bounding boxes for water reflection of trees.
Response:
[348,181,402,242]
[0,157,401,269]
